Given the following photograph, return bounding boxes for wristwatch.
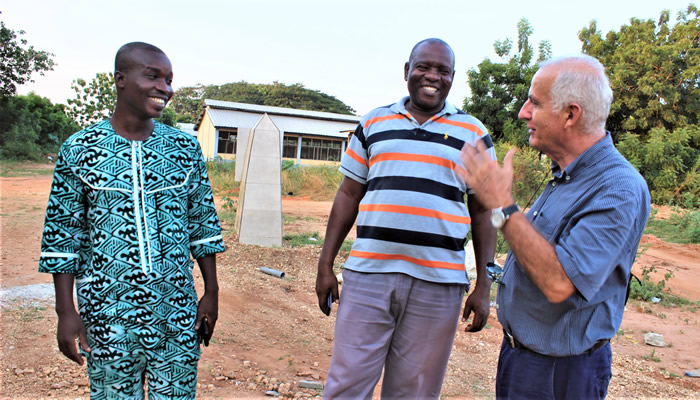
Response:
[491,204,520,229]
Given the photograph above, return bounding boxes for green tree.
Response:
[169,81,356,123]
[0,93,80,160]
[579,5,699,142]
[580,5,699,205]
[66,72,116,127]
[463,18,551,144]
[155,107,177,127]
[168,84,206,123]
[0,15,56,97]
[617,126,700,206]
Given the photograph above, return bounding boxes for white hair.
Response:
[539,55,613,134]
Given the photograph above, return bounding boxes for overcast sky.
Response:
[2,0,693,115]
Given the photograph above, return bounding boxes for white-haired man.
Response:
[458,55,650,399]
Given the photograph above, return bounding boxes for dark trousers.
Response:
[496,337,612,400]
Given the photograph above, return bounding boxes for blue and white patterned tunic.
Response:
[39,120,225,341]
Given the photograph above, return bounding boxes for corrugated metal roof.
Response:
[206,108,357,139]
[204,99,362,123]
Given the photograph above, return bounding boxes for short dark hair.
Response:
[114,42,165,74]
[408,38,454,67]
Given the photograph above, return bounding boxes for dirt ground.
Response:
[1,167,699,399]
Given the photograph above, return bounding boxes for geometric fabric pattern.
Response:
[39,120,225,397]
[84,321,200,399]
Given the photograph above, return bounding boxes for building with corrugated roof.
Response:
[194,99,361,167]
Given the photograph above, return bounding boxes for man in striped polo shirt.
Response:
[316,38,497,398]
[459,55,650,399]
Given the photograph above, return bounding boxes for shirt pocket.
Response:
[532,210,558,243]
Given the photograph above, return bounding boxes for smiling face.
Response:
[518,65,569,158]
[115,48,174,121]
[404,41,455,121]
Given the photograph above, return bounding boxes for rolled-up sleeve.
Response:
[556,188,641,302]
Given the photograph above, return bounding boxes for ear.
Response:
[564,102,582,130]
[114,71,126,89]
[404,62,410,81]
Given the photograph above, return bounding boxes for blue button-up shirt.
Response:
[496,133,650,356]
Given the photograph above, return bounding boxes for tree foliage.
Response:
[0,15,56,97]
[579,5,699,141]
[463,18,551,144]
[170,81,356,123]
[0,93,80,160]
[155,107,177,127]
[617,126,700,207]
[580,5,699,205]
[66,72,116,128]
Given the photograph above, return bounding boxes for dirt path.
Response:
[1,170,699,399]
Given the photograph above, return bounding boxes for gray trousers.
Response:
[323,269,466,399]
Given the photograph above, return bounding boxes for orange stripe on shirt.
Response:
[363,114,407,129]
[349,250,465,271]
[345,148,368,168]
[359,204,471,224]
[368,152,456,169]
[434,117,484,136]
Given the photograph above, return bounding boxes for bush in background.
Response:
[281,164,343,201]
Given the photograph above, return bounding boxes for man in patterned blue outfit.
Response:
[39,42,225,399]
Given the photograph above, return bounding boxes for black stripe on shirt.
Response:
[357,225,466,251]
[367,176,464,202]
[353,124,367,150]
[365,129,466,151]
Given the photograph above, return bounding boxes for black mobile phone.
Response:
[198,317,210,347]
[323,294,333,316]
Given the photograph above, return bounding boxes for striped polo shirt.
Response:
[340,97,495,285]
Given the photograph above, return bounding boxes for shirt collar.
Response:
[551,132,615,182]
[390,96,457,121]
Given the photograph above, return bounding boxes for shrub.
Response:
[281,164,343,201]
[617,126,699,207]
[644,207,700,244]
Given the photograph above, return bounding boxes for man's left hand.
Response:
[462,282,491,332]
[196,291,218,344]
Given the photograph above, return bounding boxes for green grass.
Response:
[20,305,46,321]
[206,158,239,195]
[281,164,343,201]
[283,215,319,223]
[643,348,661,362]
[0,160,55,177]
[280,232,353,252]
[340,239,354,253]
[644,207,700,244]
[283,232,322,247]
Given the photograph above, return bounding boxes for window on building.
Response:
[218,129,237,154]
[300,137,343,161]
[283,136,299,158]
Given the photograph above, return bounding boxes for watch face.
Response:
[491,210,505,228]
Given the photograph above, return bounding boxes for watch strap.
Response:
[502,203,521,219]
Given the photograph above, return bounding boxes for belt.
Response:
[503,329,609,356]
